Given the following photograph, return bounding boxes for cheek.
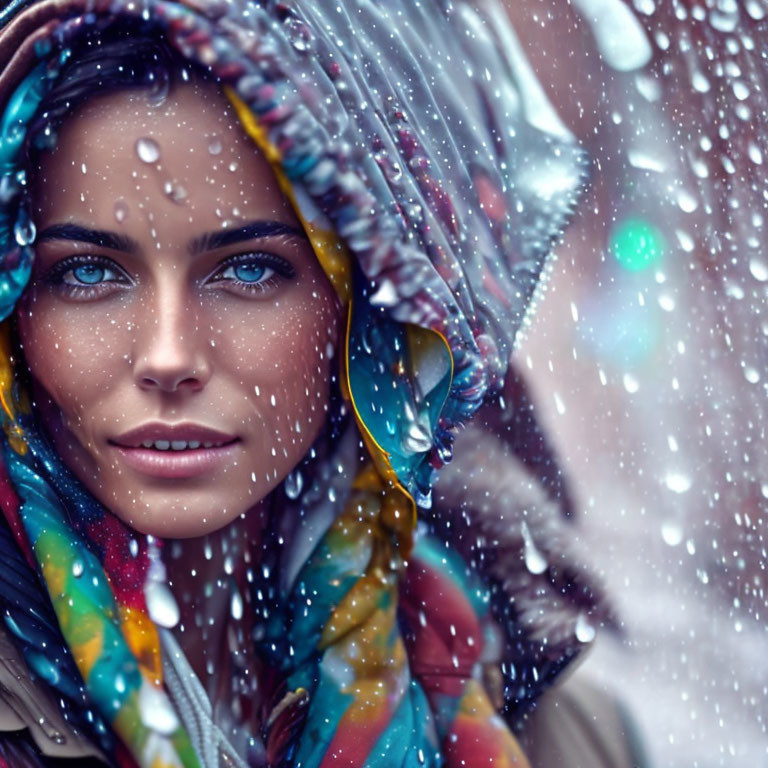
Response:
[16,298,127,428]
[217,284,341,380]
[211,282,342,437]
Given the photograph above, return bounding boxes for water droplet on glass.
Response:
[208,137,223,155]
[748,258,768,281]
[71,560,84,578]
[138,683,179,734]
[401,420,432,454]
[162,180,188,204]
[675,229,694,252]
[13,217,36,247]
[281,14,313,51]
[370,277,400,307]
[572,0,652,71]
[635,73,661,101]
[691,71,710,93]
[521,522,547,575]
[627,149,666,173]
[733,81,750,100]
[575,611,596,643]
[231,588,244,621]
[710,3,739,32]
[665,472,692,494]
[136,137,161,164]
[654,29,669,49]
[677,189,698,213]
[284,469,304,499]
[145,582,180,628]
[113,200,129,223]
[0,175,21,203]
[746,0,765,19]
[623,372,640,393]
[29,655,61,687]
[658,292,675,312]
[691,158,709,178]
[661,521,683,546]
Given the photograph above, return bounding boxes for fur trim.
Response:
[428,375,618,712]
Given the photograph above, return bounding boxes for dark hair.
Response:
[26,22,216,160]
[6,29,220,754]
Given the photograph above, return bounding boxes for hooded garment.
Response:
[0,1,609,767]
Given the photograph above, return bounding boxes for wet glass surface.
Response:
[0,2,764,767]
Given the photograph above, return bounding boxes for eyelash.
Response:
[206,252,295,294]
[43,252,296,299]
[43,255,130,299]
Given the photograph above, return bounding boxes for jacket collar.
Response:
[0,623,107,763]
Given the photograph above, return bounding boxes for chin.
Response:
[109,496,247,539]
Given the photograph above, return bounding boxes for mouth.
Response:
[109,423,240,479]
[132,438,235,451]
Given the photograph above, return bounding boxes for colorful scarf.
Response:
[0,1,588,766]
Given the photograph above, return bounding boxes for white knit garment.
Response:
[159,628,251,768]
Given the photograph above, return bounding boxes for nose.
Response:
[132,286,212,394]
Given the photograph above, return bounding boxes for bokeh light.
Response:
[610,217,665,272]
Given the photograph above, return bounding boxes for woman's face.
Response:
[16,79,342,537]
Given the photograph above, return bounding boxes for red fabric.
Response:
[0,454,34,568]
[401,554,483,690]
[85,514,149,610]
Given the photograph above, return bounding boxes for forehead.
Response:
[31,79,296,235]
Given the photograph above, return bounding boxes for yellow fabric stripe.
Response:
[224,87,352,305]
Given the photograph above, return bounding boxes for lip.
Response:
[112,422,238,448]
[110,423,240,480]
[112,443,240,479]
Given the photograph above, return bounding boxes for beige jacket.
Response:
[0,622,646,768]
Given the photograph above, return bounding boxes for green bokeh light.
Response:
[610,217,665,271]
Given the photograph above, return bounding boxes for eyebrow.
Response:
[188,220,308,254]
[36,223,138,253]
[36,220,309,255]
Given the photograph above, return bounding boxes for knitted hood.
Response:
[0,2,600,767]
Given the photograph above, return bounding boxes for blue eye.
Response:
[233,262,266,283]
[215,258,279,287]
[207,251,295,294]
[53,258,127,290]
[71,264,106,284]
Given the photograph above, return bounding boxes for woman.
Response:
[0,1,643,767]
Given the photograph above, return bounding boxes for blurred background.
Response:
[500,0,767,765]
